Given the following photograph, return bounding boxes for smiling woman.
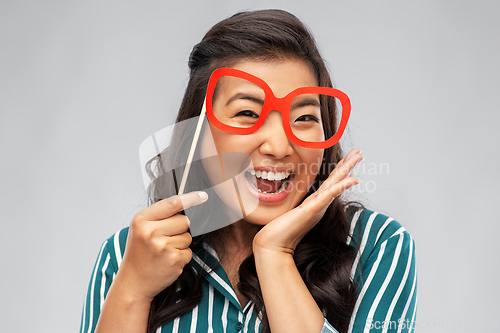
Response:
[80,9,417,333]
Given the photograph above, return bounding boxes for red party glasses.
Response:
[206,68,351,149]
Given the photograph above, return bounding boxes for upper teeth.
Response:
[250,170,290,181]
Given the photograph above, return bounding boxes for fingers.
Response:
[335,148,358,166]
[132,208,191,243]
[160,214,190,236]
[326,177,359,196]
[329,149,363,186]
[137,191,208,221]
[156,232,192,250]
[179,247,193,266]
[311,149,362,202]
[169,232,192,250]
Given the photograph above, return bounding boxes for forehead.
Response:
[226,58,318,98]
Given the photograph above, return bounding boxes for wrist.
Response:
[95,272,153,332]
[253,234,297,255]
[111,272,155,308]
[252,239,296,256]
[253,245,295,268]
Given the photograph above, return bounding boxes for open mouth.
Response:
[244,170,294,195]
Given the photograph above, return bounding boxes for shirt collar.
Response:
[190,237,247,311]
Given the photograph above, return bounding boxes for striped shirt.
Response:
[80,208,417,333]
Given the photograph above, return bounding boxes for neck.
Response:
[209,219,262,259]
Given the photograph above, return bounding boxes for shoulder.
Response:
[346,207,416,274]
[97,227,129,271]
[346,207,413,249]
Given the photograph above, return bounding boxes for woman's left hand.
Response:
[252,149,363,255]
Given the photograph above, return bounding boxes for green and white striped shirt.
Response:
[80,208,417,333]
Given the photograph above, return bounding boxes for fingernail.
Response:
[198,191,208,201]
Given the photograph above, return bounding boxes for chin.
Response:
[242,212,274,225]
[240,202,293,225]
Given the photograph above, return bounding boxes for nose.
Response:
[257,111,294,159]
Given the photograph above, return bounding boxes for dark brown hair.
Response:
[145,9,362,333]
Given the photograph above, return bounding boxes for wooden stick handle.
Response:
[178,100,207,195]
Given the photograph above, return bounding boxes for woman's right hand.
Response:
[114,191,208,302]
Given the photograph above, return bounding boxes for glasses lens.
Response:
[211,75,265,128]
[290,93,342,144]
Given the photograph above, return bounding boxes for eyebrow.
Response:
[226,93,265,106]
[291,98,321,109]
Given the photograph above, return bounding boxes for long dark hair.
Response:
[145,9,362,333]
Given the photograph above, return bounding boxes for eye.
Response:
[295,115,319,123]
[235,110,259,118]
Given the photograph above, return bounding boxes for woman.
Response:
[80,9,417,333]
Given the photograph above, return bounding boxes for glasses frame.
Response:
[206,67,351,149]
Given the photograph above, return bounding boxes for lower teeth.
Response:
[254,181,287,194]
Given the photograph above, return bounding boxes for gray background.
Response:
[1,0,499,332]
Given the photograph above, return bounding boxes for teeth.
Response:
[247,171,290,195]
[277,171,288,180]
[251,170,292,180]
[254,181,288,195]
[280,181,287,191]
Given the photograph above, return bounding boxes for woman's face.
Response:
[200,58,324,225]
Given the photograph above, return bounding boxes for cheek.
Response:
[200,124,254,185]
[292,149,324,198]
[300,149,324,178]
[202,122,243,154]
[310,152,324,177]
[205,123,258,159]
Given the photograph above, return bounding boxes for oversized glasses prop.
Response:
[139,68,351,236]
[206,68,351,149]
